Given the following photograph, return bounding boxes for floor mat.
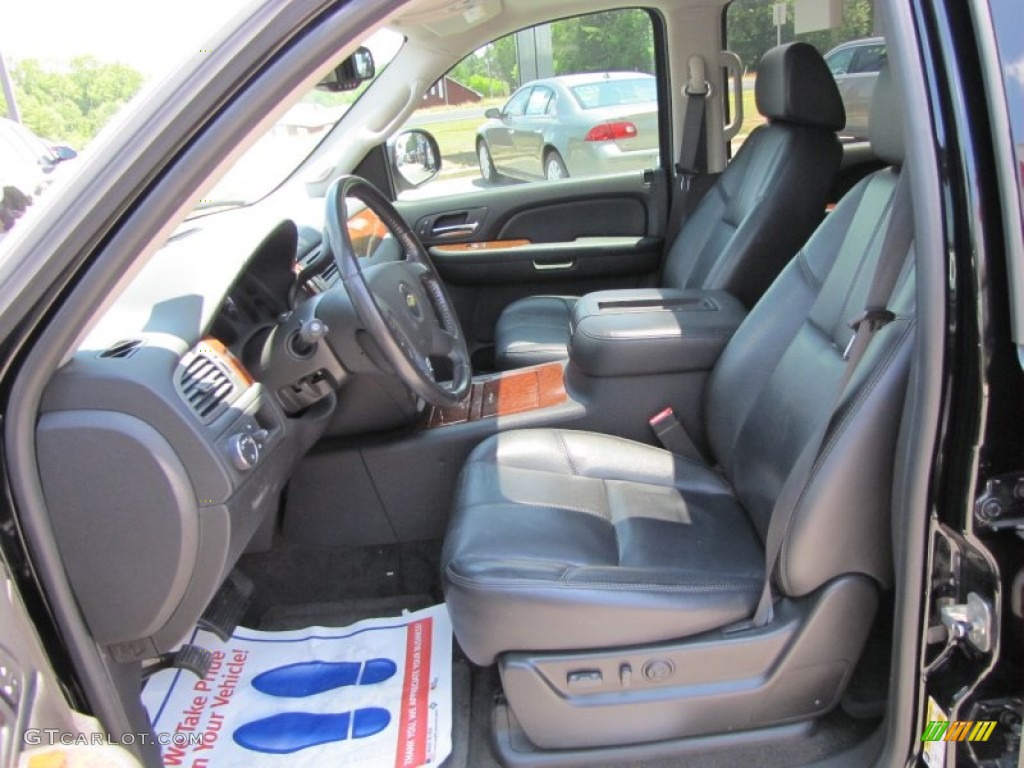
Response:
[143,604,452,768]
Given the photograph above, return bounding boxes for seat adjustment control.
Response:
[566,669,603,689]
[643,658,675,682]
[619,663,632,687]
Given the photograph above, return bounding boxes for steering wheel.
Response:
[324,175,471,407]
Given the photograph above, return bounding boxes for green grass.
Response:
[425,117,483,169]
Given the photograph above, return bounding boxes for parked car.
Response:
[0,118,77,197]
[0,2,1021,768]
[476,72,659,182]
[824,36,887,140]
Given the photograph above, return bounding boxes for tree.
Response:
[726,0,875,70]
[12,57,144,148]
[550,10,654,75]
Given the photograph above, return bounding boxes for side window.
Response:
[825,47,855,75]
[503,88,532,118]
[850,44,887,74]
[396,8,660,199]
[525,87,553,117]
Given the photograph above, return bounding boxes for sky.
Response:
[2,0,254,76]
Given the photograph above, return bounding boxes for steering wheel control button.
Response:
[227,433,261,471]
[642,659,675,682]
[566,669,603,689]
[399,283,422,318]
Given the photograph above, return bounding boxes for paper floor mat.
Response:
[143,603,452,768]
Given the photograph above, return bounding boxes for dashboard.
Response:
[32,210,375,664]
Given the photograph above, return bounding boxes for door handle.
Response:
[432,222,479,238]
[532,259,574,271]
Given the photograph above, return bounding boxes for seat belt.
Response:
[665,56,710,244]
[749,170,914,628]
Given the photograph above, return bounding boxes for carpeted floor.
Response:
[237,538,443,626]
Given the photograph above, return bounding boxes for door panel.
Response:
[395,170,667,355]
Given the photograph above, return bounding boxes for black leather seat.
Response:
[443,67,913,748]
[493,42,845,370]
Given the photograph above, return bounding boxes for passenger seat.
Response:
[494,41,846,370]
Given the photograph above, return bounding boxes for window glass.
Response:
[825,46,855,75]
[724,0,877,144]
[504,88,532,118]
[397,8,660,199]
[850,44,887,74]
[525,87,553,116]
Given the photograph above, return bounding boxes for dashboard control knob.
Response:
[227,433,260,471]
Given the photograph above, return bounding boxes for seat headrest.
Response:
[755,42,845,131]
[869,65,904,166]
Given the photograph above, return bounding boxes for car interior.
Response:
[7,0,949,765]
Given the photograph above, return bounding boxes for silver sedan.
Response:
[476,72,659,182]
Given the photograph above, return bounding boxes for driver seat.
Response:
[442,67,913,749]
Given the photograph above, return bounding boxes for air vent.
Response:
[298,244,323,268]
[178,353,235,422]
[99,338,144,359]
[312,262,340,292]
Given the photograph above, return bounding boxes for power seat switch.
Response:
[566,669,603,689]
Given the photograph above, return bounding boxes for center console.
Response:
[569,288,747,377]
[425,287,746,447]
[562,287,746,445]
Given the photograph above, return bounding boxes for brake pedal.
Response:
[143,644,213,680]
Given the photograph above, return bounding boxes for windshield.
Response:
[194,29,404,216]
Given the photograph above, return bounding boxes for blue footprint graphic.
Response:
[233,708,392,753]
[251,658,397,697]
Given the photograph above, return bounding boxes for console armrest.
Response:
[569,288,746,377]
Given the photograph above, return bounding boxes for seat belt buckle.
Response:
[649,407,688,453]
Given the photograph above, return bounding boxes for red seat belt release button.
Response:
[649,407,686,452]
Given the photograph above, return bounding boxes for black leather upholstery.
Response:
[493,296,577,369]
[443,68,913,666]
[493,42,844,370]
[754,41,846,130]
[569,288,746,376]
[442,430,765,659]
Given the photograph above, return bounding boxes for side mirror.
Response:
[390,129,442,192]
[317,47,376,92]
[484,107,502,119]
[53,145,77,162]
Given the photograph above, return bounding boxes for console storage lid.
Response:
[569,288,746,377]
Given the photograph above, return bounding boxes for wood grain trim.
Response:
[426,362,566,428]
[432,240,531,253]
[199,337,254,387]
